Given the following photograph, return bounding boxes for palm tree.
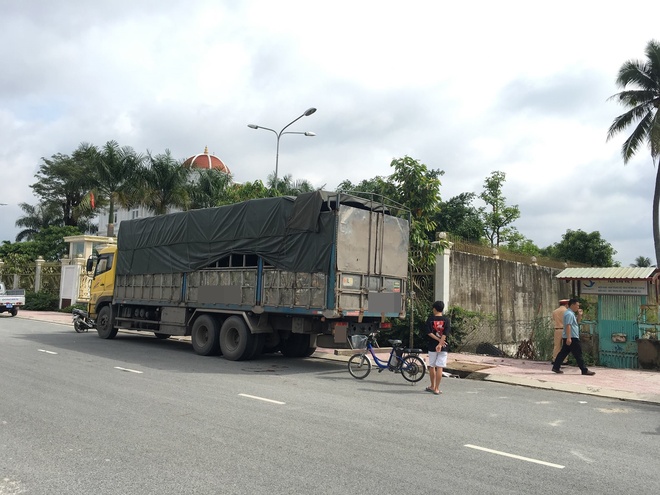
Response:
[187,168,233,209]
[14,202,64,241]
[90,141,144,236]
[607,39,660,265]
[269,173,316,197]
[630,255,653,267]
[139,150,190,215]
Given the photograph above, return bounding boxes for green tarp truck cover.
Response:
[116,191,392,276]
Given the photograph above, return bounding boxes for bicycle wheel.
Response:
[400,355,426,383]
[347,354,371,379]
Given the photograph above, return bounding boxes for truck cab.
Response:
[87,245,117,320]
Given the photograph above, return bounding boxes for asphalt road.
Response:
[1,316,659,494]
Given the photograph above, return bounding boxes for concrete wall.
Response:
[439,248,571,346]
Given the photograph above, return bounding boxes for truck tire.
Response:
[10,307,18,317]
[191,315,220,356]
[281,334,311,358]
[245,333,265,360]
[220,316,253,361]
[97,306,118,339]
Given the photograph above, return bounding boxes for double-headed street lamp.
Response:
[248,107,317,192]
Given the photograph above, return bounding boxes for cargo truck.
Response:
[0,282,25,316]
[85,191,410,361]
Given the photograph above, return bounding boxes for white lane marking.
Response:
[114,366,143,374]
[578,401,588,404]
[465,444,565,469]
[239,393,285,405]
[549,420,563,427]
[38,349,58,354]
[570,450,595,463]
[597,407,631,414]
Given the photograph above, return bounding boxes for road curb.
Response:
[483,374,660,405]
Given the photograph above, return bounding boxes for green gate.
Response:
[597,294,645,369]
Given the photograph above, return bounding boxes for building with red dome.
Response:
[183,146,231,174]
[97,146,231,236]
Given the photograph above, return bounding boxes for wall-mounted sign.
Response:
[580,279,648,296]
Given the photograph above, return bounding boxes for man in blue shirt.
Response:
[552,298,595,375]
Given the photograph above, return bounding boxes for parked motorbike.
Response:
[72,308,95,333]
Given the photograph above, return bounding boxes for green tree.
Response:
[270,174,316,197]
[387,156,444,269]
[14,202,64,241]
[607,39,660,265]
[89,141,144,235]
[479,171,521,248]
[336,176,396,200]
[32,226,83,261]
[187,168,233,209]
[435,192,484,242]
[0,226,80,267]
[30,150,97,230]
[631,255,653,267]
[223,180,271,204]
[546,229,617,267]
[504,231,541,256]
[139,150,190,214]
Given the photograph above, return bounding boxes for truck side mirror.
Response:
[86,257,94,272]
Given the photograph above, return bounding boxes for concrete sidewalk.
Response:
[14,310,660,405]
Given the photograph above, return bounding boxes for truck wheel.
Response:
[191,315,220,356]
[10,307,18,317]
[220,316,253,361]
[281,334,311,358]
[303,346,317,357]
[245,333,265,360]
[262,333,281,354]
[97,306,118,339]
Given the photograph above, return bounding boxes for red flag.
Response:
[90,192,95,209]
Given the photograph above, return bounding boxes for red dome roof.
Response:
[183,146,231,174]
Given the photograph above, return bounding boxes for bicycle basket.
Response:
[350,335,368,350]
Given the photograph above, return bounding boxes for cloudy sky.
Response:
[1,0,657,265]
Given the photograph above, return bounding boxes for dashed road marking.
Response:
[596,407,631,414]
[114,366,143,374]
[239,393,285,405]
[570,450,595,463]
[465,444,565,469]
[38,349,57,355]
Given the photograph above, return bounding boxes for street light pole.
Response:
[248,107,317,193]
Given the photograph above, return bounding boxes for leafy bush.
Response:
[530,316,554,361]
[383,303,494,353]
[380,298,432,350]
[23,290,59,311]
[446,306,496,352]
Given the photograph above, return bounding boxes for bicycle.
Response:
[347,333,426,383]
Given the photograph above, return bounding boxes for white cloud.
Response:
[0,0,658,266]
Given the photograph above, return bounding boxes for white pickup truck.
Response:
[0,282,25,317]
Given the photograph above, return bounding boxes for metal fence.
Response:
[446,234,588,269]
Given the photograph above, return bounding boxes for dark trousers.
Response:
[553,338,588,372]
